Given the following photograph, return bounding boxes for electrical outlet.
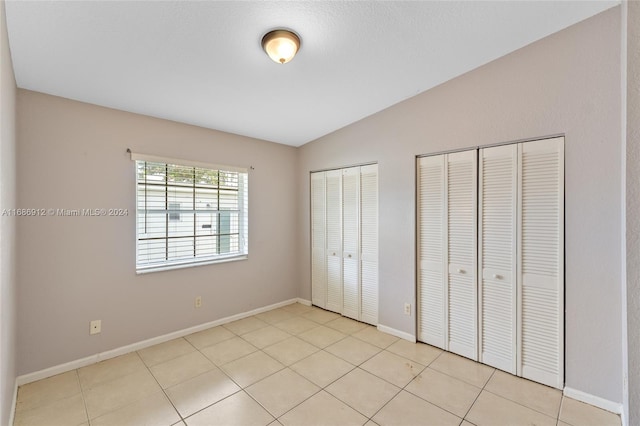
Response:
[404,303,411,316]
[90,320,101,335]
[195,296,202,308]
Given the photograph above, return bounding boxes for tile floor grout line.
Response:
[460,365,497,422]
[556,395,564,423]
[357,368,405,424]
[180,389,246,423]
[315,347,359,376]
[306,335,348,350]
[186,332,237,352]
[443,362,565,423]
[262,341,321,368]
[365,353,476,424]
[75,369,91,426]
[227,350,288,386]
[369,364,420,421]
[266,386,325,423]
[359,350,428,389]
[79,352,167,424]
[385,341,445,369]
[336,364,419,421]
[137,349,186,424]
[138,337,204,370]
[232,387,278,424]
[182,334,204,352]
[401,384,472,422]
[213,347,285,391]
[322,337,384,366]
[282,346,359,392]
[300,326,352,349]
[424,361,493,389]
[557,395,568,426]
[346,321,399,342]
[480,386,562,421]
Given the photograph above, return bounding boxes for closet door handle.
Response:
[457,268,465,274]
[493,274,502,280]
[332,252,336,256]
[348,254,352,258]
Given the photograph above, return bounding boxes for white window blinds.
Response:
[133,155,248,272]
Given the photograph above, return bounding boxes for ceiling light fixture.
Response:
[261,29,300,64]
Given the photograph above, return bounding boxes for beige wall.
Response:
[298,7,624,404]
[626,0,640,423]
[16,90,299,374]
[0,0,17,424]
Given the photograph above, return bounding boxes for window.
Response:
[134,158,248,272]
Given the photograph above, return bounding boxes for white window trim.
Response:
[136,254,249,275]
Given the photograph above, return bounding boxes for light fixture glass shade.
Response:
[262,30,300,64]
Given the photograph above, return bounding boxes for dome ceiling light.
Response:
[261,29,301,64]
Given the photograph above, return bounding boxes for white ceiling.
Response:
[5,1,619,147]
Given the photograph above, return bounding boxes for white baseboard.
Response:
[8,377,17,426]
[377,324,416,342]
[17,298,300,386]
[563,386,623,415]
[296,298,312,306]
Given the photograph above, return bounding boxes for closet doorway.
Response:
[417,137,564,389]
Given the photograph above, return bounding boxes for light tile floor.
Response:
[13,303,622,426]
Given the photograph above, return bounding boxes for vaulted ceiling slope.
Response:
[5,1,619,147]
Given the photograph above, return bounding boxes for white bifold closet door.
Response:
[479,144,518,374]
[419,136,564,390]
[342,167,360,320]
[310,164,379,325]
[311,172,327,309]
[479,138,564,388]
[325,169,343,314]
[518,138,564,389]
[360,164,379,325]
[417,150,477,360]
[417,155,446,348]
[447,150,478,360]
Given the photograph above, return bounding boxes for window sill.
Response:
[136,254,248,274]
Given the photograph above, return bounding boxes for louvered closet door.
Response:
[342,167,360,320]
[417,155,446,348]
[325,169,343,314]
[360,164,378,325]
[518,137,564,389]
[479,145,517,373]
[311,172,327,309]
[447,150,478,360]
